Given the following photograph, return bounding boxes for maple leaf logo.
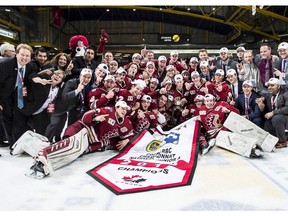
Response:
[122,175,146,183]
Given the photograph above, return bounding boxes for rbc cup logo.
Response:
[146,132,180,152]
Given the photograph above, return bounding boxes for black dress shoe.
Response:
[0,140,10,147]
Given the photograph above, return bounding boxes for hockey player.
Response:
[194,94,240,155]
[26,100,134,179]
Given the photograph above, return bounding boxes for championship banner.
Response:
[87,119,200,195]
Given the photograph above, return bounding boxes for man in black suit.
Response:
[234,80,263,127]
[274,42,288,88]
[0,44,34,147]
[254,43,281,90]
[44,68,93,142]
[226,68,243,105]
[11,70,66,144]
[0,43,16,146]
[215,47,238,78]
[256,78,288,148]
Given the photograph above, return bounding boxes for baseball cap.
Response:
[219,47,229,53]
[146,61,155,68]
[200,61,209,68]
[194,95,205,102]
[132,53,142,59]
[226,69,237,76]
[158,55,167,62]
[115,100,130,110]
[277,42,288,51]
[191,71,200,77]
[116,67,127,74]
[236,46,246,52]
[190,57,199,63]
[174,74,183,82]
[215,69,225,76]
[265,78,280,86]
[181,70,189,75]
[131,79,147,89]
[162,78,173,86]
[80,68,92,76]
[204,94,215,101]
[166,65,175,71]
[150,77,159,84]
[242,80,253,87]
[170,50,178,56]
[104,74,115,82]
[97,63,109,74]
[141,95,152,102]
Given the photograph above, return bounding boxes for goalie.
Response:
[26,101,134,179]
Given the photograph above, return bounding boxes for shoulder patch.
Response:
[199,110,206,115]
[108,118,115,126]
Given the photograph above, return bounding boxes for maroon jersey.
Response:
[147,90,158,110]
[115,77,131,90]
[211,81,231,102]
[167,59,186,72]
[87,87,115,109]
[168,86,189,108]
[82,107,134,151]
[129,110,158,133]
[115,89,141,109]
[189,82,213,102]
[195,101,239,138]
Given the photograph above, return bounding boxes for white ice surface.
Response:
[1,144,288,212]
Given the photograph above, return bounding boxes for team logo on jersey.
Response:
[199,110,206,115]
[108,118,115,126]
[149,115,155,119]
[127,96,133,101]
[136,94,141,99]
[120,127,128,133]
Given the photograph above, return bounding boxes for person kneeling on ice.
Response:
[194,93,240,155]
[27,100,134,179]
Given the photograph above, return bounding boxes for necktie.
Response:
[231,84,235,98]
[245,97,249,115]
[17,68,24,109]
[271,95,276,110]
[79,89,85,114]
[222,64,226,74]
